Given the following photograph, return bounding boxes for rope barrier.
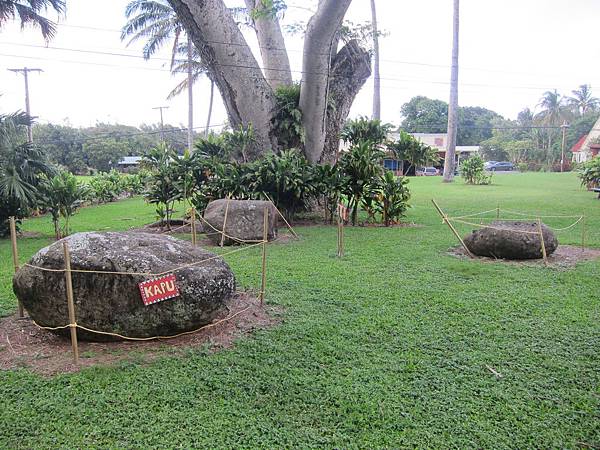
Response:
[23,242,264,277]
[499,208,583,219]
[449,218,543,235]
[30,305,252,341]
[197,214,264,244]
[449,209,499,220]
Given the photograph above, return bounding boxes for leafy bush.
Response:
[388,131,439,174]
[338,141,385,225]
[142,145,182,228]
[341,117,392,147]
[578,157,600,189]
[88,170,127,203]
[272,83,304,150]
[373,171,411,226]
[39,171,88,239]
[460,155,493,185]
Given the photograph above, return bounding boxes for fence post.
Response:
[62,242,79,365]
[431,199,474,258]
[496,205,500,219]
[191,208,197,246]
[9,217,24,318]
[259,207,268,306]
[537,218,548,266]
[220,195,231,247]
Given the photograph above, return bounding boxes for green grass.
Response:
[1,172,599,448]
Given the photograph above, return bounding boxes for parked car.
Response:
[416,166,440,176]
[484,160,497,169]
[486,161,515,171]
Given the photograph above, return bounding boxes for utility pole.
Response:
[187,39,194,153]
[8,67,43,142]
[152,106,169,142]
[560,121,570,173]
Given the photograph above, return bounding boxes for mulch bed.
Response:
[448,244,600,268]
[0,292,280,376]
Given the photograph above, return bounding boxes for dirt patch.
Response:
[448,244,600,268]
[0,292,280,376]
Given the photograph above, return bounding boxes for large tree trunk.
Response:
[442,0,460,182]
[370,0,380,120]
[169,0,276,159]
[244,0,292,89]
[299,0,353,164]
[322,40,372,163]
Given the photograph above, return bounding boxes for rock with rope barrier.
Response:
[13,232,235,341]
[462,221,558,260]
[204,199,278,245]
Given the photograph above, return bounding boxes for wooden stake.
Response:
[190,208,197,246]
[62,242,79,365]
[220,195,231,247]
[337,214,342,257]
[496,205,500,219]
[431,199,474,258]
[9,217,24,318]
[537,218,548,266]
[259,207,268,306]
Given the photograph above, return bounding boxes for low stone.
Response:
[463,221,558,260]
[13,232,235,341]
[203,199,278,245]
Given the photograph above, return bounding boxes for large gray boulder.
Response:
[463,221,558,260]
[204,199,278,245]
[13,232,235,341]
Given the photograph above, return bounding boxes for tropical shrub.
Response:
[338,141,385,225]
[142,144,181,228]
[39,171,88,239]
[388,131,439,174]
[460,155,492,185]
[272,83,304,150]
[373,171,411,226]
[341,116,392,147]
[245,149,316,219]
[313,163,347,223]
[578,156,600,189]
[88,170,127,203]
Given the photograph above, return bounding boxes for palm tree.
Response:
[0,0,65,40]
[166,43,215,138]
[442,0,459,182]
[122,0,208,152]
[535,90,570,154]
[0,112,55,235]
[370,0,380,120]
[567,84,599,116]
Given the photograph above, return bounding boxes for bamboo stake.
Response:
[431,199,474,258]
[259,207,268,306]
[581,213,586,252]
[337,213,342,257]
[62,242,79,365]
[262,192,298,239]
[190,208,197,246]
[220,195,231,247]
[496,205,500,219]
[537,218,548,266]
[9,217,24,318]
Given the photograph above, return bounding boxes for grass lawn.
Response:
[0,172,598,448]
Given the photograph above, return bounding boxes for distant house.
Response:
[116,156,143,172]
[385,131,480,175]
[571,116,600,163]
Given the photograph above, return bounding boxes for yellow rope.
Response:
[22,242,264,276]
[500,208,583,219]
[449,218,542,235]
[197,215,263,244]
[448,208,498,220]
[30,305,252,341]
[547,215,584,231]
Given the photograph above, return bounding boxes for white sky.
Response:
[0,0,599,130]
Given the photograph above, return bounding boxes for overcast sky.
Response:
[1,0,599,131]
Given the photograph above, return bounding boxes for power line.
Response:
[1,43,592,92]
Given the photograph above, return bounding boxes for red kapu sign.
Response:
[138,274,180,306]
